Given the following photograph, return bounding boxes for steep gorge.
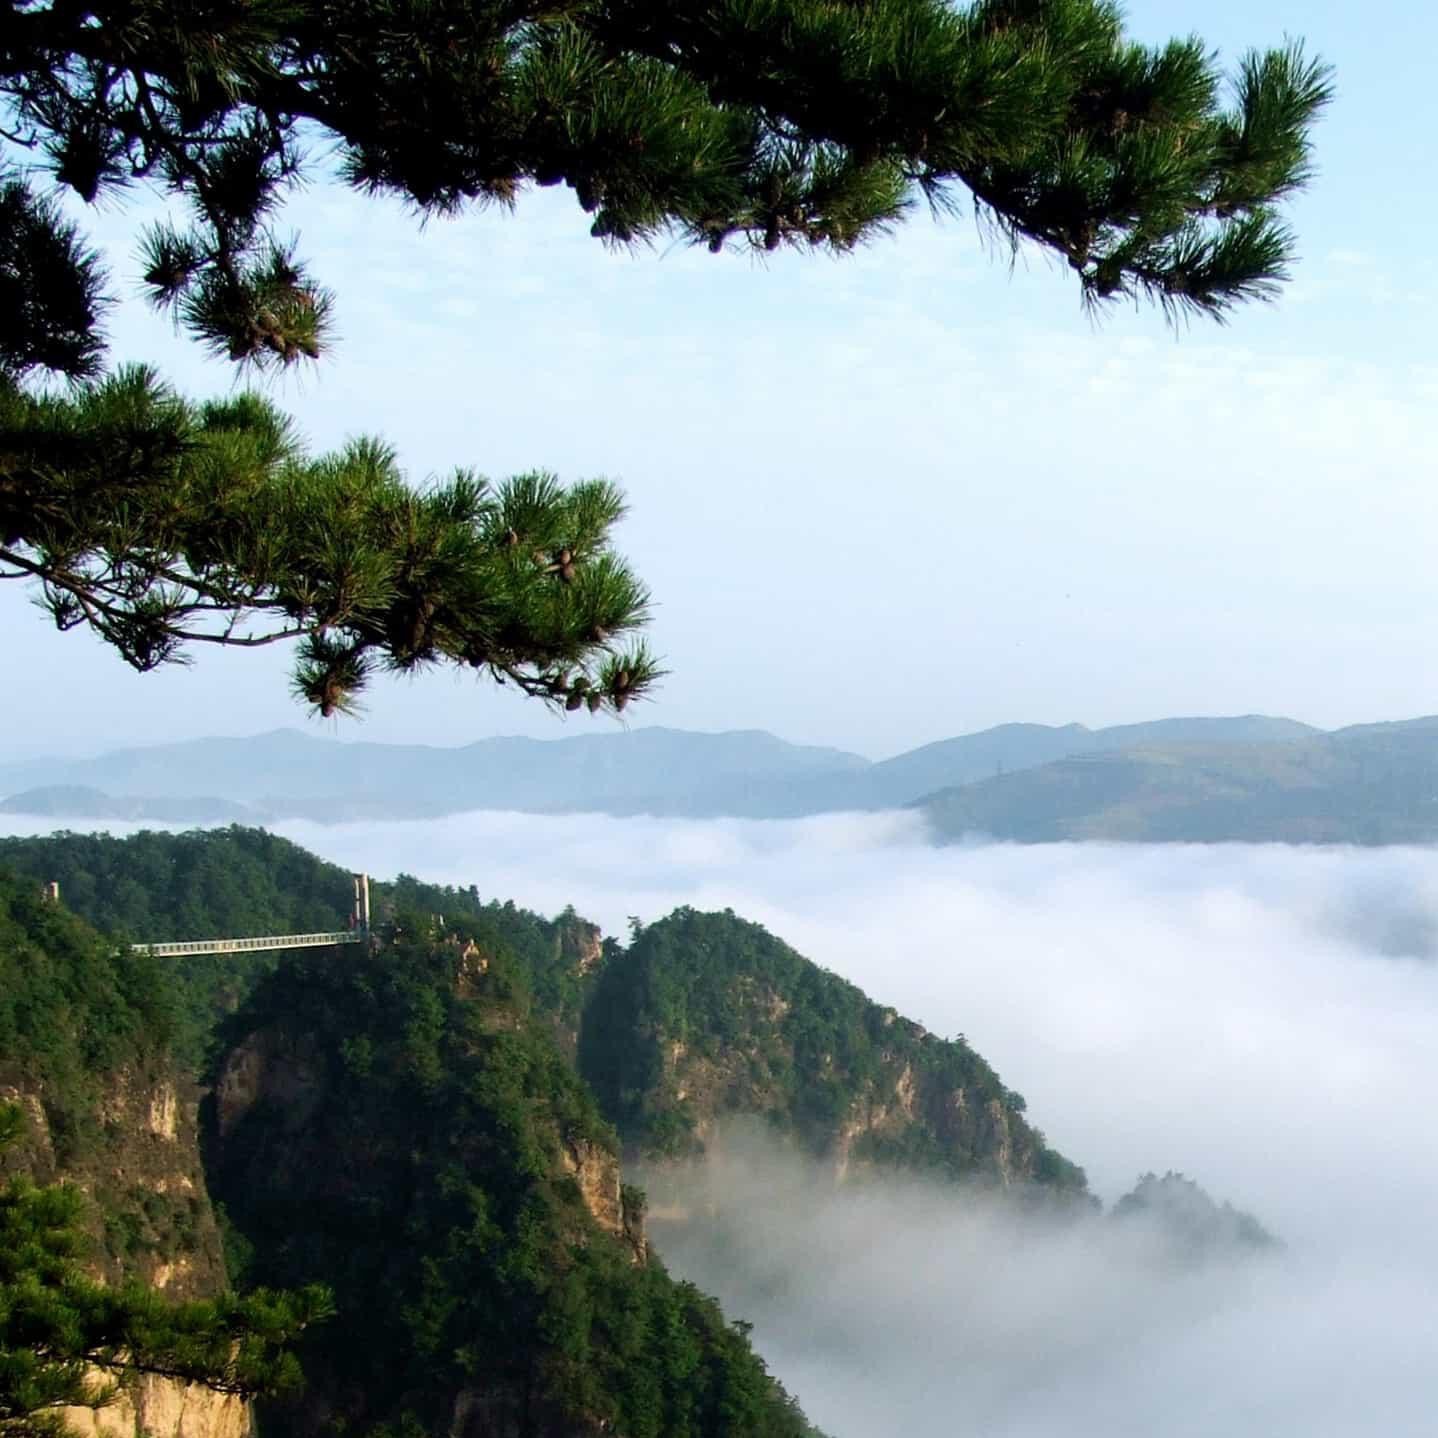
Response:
[0,827,1272,1438]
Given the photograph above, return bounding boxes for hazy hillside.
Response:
[918,718,1438,843]
[795,713,1318,813]
[0,715,1315,821]
[0,726,868,819]
[0,785,257,823]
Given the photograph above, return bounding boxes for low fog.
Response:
[642,1128,1431,1438]
[6,808,1438,1433]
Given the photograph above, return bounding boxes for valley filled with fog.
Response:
[6,808,1435,1435]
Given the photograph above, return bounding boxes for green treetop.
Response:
[0,0,1330,714]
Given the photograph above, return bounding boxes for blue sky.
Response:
[6,0,1436,760]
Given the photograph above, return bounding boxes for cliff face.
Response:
[214,1022,641,1260]
[57,1375,251,1438]
[206,937,816,1438]
[0,867,249,1438]
[579,909,1088,1194]
[0,1066,248,1438]
[0,1067,226,1298]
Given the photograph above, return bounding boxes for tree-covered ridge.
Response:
[0,828,355,1070]
[2,828,1087,1191]
[0,859,254,1289]
[1112,1171,1278,1260]
[0,867,176,1157]
[0,1109,329,1438]
[0,828,612,1066]
[580,908,1087,1191]
[0,829,352,943]
[210,929,823,1438]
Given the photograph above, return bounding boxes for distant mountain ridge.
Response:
[0,715,1318,823]
[12,713,1438,845]
[0,725,867,820]
[0,784,258,824]
[917,716,1438,844]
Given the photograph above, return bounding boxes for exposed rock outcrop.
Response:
[60,1376,250,1438]
[2,1070,226,1297]
[558,919,603,977]
[215,1028,325,1139]
[3,1070,250,1438]
[579,907,1089,1196]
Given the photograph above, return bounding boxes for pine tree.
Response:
[0,1,1332,714]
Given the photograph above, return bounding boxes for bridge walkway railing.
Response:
[132,931,365,958]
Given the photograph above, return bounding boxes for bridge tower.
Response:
[352,873,371,937]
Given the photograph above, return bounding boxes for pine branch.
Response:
[1,1,1331,379]
[1,369,661,718]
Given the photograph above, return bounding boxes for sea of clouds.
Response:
[5,808,1436,1434]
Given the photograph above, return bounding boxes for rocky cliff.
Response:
[0,869,249,1438]
[205,929,818,1438]
[578,908,1088,1194]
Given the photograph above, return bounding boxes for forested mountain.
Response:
[0,828,602,1064]
[580,909,1086,1193]
[0,829,1085,1194]
[918,717,1438,843]
[0,838,825,1438]
[1111,1173,1276,1261]
[0,826,1282,1438]
[0,715,1318,822]
[211,932,822,1438]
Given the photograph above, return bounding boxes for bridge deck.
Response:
[132,931,364,958]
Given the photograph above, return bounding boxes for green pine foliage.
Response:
[210,934,822,1438]
[0,3,1328,715]
[0,371,658,719]
[2,0,1331,368]
[580,907,1087,1190]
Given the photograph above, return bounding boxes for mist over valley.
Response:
[3,808,1434,1434]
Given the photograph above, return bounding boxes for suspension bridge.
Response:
[124,874,373,958]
